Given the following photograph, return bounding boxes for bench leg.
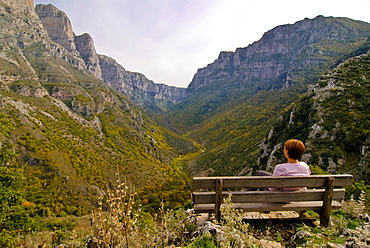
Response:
[215,179,223,222]
[320,177,335,227]
[320,214,330,227]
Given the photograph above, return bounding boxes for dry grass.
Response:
[341,191,367,218]
[89,176,196,247]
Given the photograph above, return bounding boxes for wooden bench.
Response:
[192,175,353,226]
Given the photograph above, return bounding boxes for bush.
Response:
[186,234,216,248]
[0,230,17,248]
[345,181,370,210]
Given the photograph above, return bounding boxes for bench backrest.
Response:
[192,189,346,204]
[193,175,353,190]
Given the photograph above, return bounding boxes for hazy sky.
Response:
[33,0,370,88]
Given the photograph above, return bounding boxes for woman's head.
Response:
[284,139,305,160]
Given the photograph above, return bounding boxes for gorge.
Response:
[1,0,370,214]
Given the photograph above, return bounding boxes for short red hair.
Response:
[284,139,305,160]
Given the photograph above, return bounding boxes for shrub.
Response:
[211,194,251,247]
[0,230,17,248]
[90,178,142,247]
[186,234,216,248]
[345,181,370,210]
[90,176,198,247]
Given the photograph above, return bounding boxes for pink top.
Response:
[270,162,311,191]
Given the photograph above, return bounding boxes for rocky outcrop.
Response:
[34,4,87,72]
[4,0,36,17]
[35,4,77,53]
[0,0,49,82]
[99,55,186,111]
[16,84,49,97]
[75,33,102,79]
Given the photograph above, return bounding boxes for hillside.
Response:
[0,0,196,213]
[259,45,370,183]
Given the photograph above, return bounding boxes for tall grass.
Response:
[90,177,141,247]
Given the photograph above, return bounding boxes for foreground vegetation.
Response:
[1,110,370,247]
[1,161,370,247]
[1,90,370,247]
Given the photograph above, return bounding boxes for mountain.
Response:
[35,3,186,113]
[165,16,370,176]
[168,16,370,130]
[0,0,196,213]
[259,44,370,183]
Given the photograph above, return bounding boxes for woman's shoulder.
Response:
[299,161,309,167]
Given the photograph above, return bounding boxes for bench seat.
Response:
[192,189,345,203]
[194,201,343,213]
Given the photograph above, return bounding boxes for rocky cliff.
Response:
[99,55,186,111]
[4,0,35,16]
[35,4,76,53]
[35,4,94,75]
[74,33,102,79]
[35,3,185,111]
[0,0,45,79]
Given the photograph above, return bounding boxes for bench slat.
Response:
[192,189,345,204]
[193,175,353,190]
[193,201,343,213]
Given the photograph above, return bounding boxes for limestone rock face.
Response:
[35,4,77,53]
[35,4,105,76]
[0,0,49,81]
[16,85,49,97]
[34,4,87,72]
[75,33,102,79]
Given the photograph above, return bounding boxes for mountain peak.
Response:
[36,4,77,53]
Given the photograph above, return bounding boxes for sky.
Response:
[33,0,370,88]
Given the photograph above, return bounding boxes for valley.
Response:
[1,0,370,247]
